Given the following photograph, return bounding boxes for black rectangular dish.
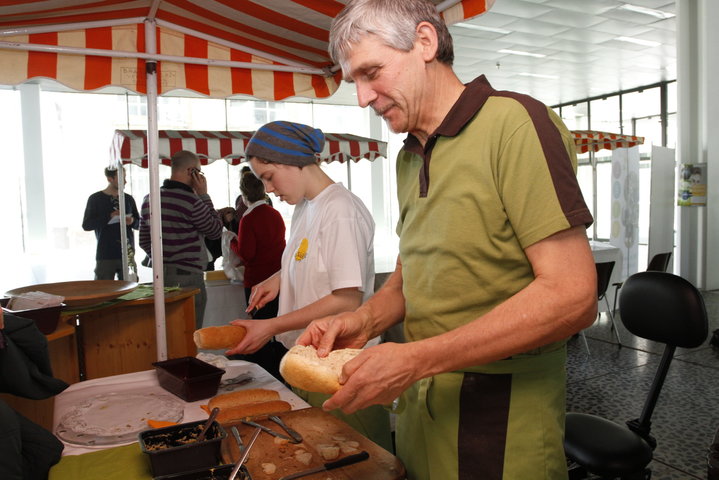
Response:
[153,356,225,402]
[139,419,227,477]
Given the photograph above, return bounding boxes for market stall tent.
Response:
[111,129,388,167]
[572,130,645,154]
[0,0,494,361]
[571,130,645,242]
[0,0,492,100]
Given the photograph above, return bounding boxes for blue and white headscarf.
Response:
[245,121,325,167]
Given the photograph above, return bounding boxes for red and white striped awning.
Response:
[572,130,645,154]
[111,129,387,167]
[0,0,493,101]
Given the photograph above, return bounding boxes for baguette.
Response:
[279,345,362,395]
[208,388,280,411]
[216,400,291,423]
[193,325,247,349]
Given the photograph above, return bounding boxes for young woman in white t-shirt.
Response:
[225,121,392,452]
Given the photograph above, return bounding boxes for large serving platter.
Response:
[55,392,184,446]
[6,280,138,308]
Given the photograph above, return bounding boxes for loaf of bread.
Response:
[279,345,362,395]
[193,325,247,349]
[216,400,292,423]
[208,388,280,411]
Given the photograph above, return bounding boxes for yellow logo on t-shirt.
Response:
[295,238,308,261]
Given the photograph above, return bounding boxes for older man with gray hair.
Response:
[298,1,597,479]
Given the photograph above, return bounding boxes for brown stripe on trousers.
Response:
[458,372,512,480]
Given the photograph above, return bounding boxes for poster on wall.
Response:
[610,147,640,279]
[677,163,707,206]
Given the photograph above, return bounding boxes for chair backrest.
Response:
[619,271,708,348]
[647,252,672,272]
[595,261,615,299]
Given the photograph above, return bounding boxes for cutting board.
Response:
[220,407,405,480]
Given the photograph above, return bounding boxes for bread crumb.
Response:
[319,444,340,460]
[294,450,312,465]
[261,462,276,474]
[339,441,359,454]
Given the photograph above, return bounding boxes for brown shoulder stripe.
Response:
[493,91,592,227]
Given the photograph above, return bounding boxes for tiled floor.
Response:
[566,289,719,479]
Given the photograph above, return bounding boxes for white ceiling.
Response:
[322,0,677,108]
[7,1,677,111]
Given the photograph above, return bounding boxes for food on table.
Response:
[279,345,362,394]
[193,325,247,349]
[142,423,221,451]
[261,462,277,474]
[208,389,291,423]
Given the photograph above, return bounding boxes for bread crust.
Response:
[215,400,291,423]
[279,345,362,395]
[193,325,247,349]
[208,388,280,411]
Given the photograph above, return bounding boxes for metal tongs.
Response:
[220,373,253,389]
[268,415,303,444]
[229,427,261,480]
[241,419,294,443]
[241,416,303,444]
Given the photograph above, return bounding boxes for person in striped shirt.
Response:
[139,150,223,329]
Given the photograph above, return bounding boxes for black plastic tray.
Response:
[153,356,225,402]
[139,420,227,477]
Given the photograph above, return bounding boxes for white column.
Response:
[703,0,719,289]
[18,83,47,256]
[676,0,703,286]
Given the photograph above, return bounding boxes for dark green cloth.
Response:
[0,314,68,399]
[0,400,64,480]
[0,313,68,479]
[49,443,153,480]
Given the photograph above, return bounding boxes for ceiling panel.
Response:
[444,0,677,106]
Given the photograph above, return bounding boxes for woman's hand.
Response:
[225,318,276,355]
[246,273,281,314]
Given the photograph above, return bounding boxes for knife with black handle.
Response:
[277,451,370,480]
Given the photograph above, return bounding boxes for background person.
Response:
[139,150,223,329]
[228,170,286,381]
[225,121,392,452]
[81,167,139,280]
[297,1,597,479]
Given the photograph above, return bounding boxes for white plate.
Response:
[56,392,184,446]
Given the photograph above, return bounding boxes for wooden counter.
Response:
[69,287,199,380]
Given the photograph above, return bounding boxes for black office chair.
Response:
[565,271,708,479]
[596,261,622,346]
[612,252,672,317]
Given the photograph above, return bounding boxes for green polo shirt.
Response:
[396,75,593,350]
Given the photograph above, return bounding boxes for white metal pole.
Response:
[145,18,168,361]
[117,164,130,279]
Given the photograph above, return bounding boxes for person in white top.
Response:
[226,121,392,452]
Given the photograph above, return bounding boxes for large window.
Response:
[556,81,676,271]
[0,88,401,291]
